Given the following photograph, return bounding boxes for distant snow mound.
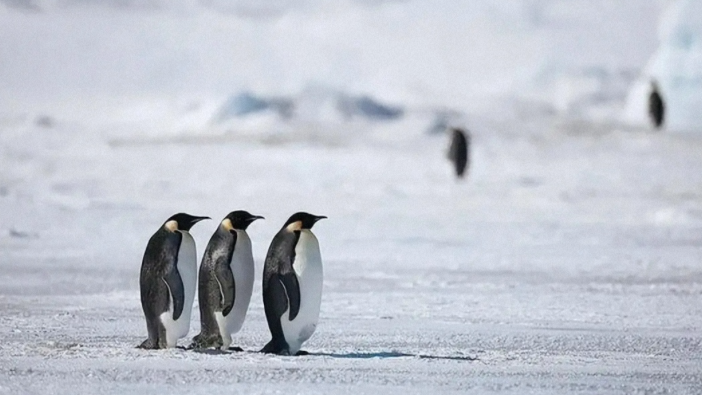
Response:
[213,87,404,125]
[336,95,404,121]
[213,92,293,122]
[623,0,702,131]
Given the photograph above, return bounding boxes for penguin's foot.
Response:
[186,334,201,350]
[228,346,244,352]
[137,339,159,350]
[189,334,223,350]
[295,350,309,356]
[260,340,289,355]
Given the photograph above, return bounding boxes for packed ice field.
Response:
[1,0,702,394]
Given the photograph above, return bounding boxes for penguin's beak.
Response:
[178,215,210,232]
[246,215,264,225]
[314,215,327,223]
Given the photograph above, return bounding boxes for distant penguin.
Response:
[261,212,326,355]
[138,213,209,349]
[447,127,470,178]
[191,211,264,351]
[648,80,665,129]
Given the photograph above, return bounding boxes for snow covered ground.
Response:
[1,111,701,394]
[1,0,702,394]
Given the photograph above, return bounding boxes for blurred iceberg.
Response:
[623,0,702,131]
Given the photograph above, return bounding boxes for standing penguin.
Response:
[447,127,470,178]
[648,80,665,129]
[261,212,326,355]
[191,211,264,351]
[139,213,209,349]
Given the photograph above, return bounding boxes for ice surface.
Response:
[1,0,702,394]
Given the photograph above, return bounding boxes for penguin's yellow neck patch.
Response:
[286,221,302,232]
[221,218,234,231]
[165,220,178,232]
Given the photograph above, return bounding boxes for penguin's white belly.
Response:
[160,231,197,347]
[215,231,255,348]
[281,230,323,354]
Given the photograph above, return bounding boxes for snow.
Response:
[1,0,702,394]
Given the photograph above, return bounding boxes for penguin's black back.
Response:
[197,227,237,335]
[199,227,237,290]
[448,128,469,178]
[261,228,302,353]
[140,228,183,320]
[262,229,300,295]
[648,86,665,129]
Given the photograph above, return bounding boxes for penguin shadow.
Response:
[306,351,479,362]
[183,347,477,361]
[187,346,245,355]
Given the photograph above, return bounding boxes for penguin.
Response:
[447,127,470,178]
[190,211,264,351]
[261,212,326,355]
[648,79,665,129]
[138,213,209,349]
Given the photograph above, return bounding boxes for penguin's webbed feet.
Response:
[137,338,159,350]
[260,340,289,355]
[228,346,244,352]
[188,334,223,350]
[187,334,201,350]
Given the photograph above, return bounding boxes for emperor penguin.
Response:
[648,79,665,129]
[261,212,326,355]
[138,213,209,349]
[447,127,470,178]
[191,211,264,351]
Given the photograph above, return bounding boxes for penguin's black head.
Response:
[222,210,264,231]
[451,127,469,141]
[283,212,327,231]
[164,213,210,232]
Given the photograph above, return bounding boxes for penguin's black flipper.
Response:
[215,262,236,316]
[156,230,185,321]
[279,272,301,321]
[163,267,185,321]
